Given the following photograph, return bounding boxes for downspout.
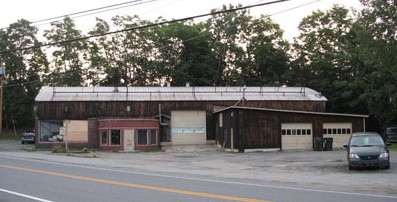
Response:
[159,104,162,124]
[158,104,166,125]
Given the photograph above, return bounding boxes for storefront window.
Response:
[138,129,157,145]
[101,130,108,145]
[110,130,121,145]
[138,129,148,145]
[39,121,63,142]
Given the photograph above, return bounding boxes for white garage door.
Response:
[171,110,206,145]
[281,123,313,150]
[323,123,352,149]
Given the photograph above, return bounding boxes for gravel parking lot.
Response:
[1,140,396,196]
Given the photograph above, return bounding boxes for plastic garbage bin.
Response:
[313,137,323,151]
[323,137,333,151]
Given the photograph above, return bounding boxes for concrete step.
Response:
[162,144,220,152]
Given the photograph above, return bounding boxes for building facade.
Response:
[34,86,366,151]
[214,107,367,152]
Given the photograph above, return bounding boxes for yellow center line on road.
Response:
[0,164,272,202]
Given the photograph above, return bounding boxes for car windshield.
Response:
[350,135,384,147]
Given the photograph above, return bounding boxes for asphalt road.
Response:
[1,140,397,202]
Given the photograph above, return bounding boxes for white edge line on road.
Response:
[1,154,397,200]
[0,188,54,202]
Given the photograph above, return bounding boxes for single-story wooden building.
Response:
[214,106,367,152]
[34,86,367,151]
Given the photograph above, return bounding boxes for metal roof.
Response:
[214,106,368,118]
[35,86,327,102]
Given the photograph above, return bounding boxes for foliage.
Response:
[352,0,397,125]
[290,5,358,113]
[51,144,67,153]
[0,0,396,129]
[205,4,289,86]
[44,17,88,86]
[0,19,48,128]
[388,144,397,152]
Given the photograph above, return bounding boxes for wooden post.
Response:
[65,120,69,151]
[13,120,16,137]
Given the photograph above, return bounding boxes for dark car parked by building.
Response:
[383,126,397,143]
[344,132,390,170]
[21,131,35,144]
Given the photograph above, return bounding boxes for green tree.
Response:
[290,6,358,113]
[206,4,288,86]
[153,21,217,86]
[244,15,289,86]
[352,0,397,124]
[94,15,155,86]
[86,18,111,86]
[44,17,87,86]
[0,19,48,129]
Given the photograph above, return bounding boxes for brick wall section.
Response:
[98,119,159,129]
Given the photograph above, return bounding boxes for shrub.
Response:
[52,144,66,153]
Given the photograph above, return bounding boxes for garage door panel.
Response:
[281,123,312,150]
[171,111,206,145]
[323,122,352,149]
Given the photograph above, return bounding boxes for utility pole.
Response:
[0,59,4,136]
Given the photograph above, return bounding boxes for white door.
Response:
[323,123,352,149]
[171,110,206,145]
[124,129,135,151]
[281,123,313,150]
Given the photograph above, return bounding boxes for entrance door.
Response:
[124,129,135,151]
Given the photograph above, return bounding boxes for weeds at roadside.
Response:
[388,144,397,151]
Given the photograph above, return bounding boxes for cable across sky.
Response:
[0,0,291,54]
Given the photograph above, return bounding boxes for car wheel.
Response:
[349,165,353,170]
[21,141,24,144]
[385,165,390,169]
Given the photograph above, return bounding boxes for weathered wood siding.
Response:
[36,100,326,120]
[36,100,326,141]
[216,108,365,150]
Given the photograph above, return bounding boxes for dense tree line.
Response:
[0,0,395,130]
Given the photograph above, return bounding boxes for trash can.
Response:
[323,138,333,151]
[313,137,323,151]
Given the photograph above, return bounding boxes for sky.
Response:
[1,0,362,41]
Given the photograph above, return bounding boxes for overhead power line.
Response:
[31,0,153,25]
[1,0,159,30]
[0,0,290,55]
